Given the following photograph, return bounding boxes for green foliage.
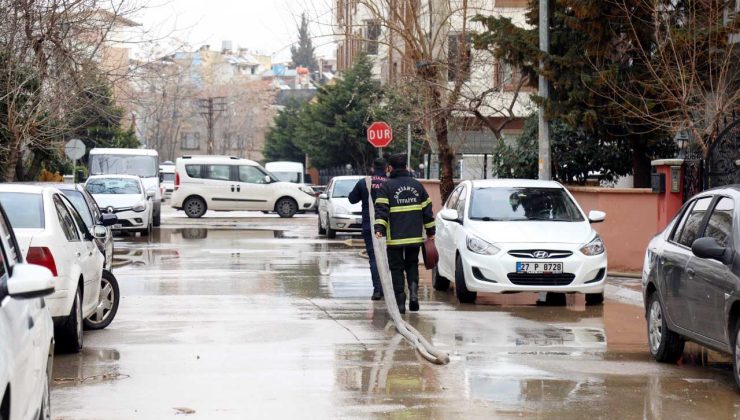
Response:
[290,13,319,72]
[472,1,675,185]
[263,99,306,162]
[70,78,139,164]
[295,55,380,169]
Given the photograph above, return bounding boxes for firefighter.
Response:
[348,157,388,300]
[374,153,435,313]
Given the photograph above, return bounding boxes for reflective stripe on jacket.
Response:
[373,169,435,247]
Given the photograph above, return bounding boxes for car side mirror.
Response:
[440,208,460,223]
[692,237,729,263]
[92,225,107,239]
[264,175,272,184]
[100,213,118,227]
[588,210,606,224]
[146,190,155,199]
[5,263,54,299]
[319,193,328,200]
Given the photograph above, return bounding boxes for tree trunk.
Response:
[434,113,455,203]
[4,145,20,182]
[631,136,651,188]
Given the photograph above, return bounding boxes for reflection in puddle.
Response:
[53,348,124,387]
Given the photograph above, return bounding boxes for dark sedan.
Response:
[642,185,740,387]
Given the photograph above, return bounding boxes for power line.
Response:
[197,96,227,155]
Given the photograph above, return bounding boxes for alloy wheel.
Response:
[648,299,663,353]
[89,277,115,325]
[735,328,740,383]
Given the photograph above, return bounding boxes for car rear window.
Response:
[0,193,45,229]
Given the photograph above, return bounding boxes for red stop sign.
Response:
[367,121,393,148]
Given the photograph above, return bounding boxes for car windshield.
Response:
[0,193,45,228]
[89,154,158,177]
[161,173,175,182]
[61,190,94,228]
[272,171,301,183]
[468,187,584,222]
[332,179,358,198]
[86,178,142,195]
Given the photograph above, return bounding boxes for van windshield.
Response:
[90,154,158,178]
[271,171,301,183]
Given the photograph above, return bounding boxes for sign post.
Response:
[367,121,393,159]
[64,139,86,183]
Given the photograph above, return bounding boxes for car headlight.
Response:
[580,235,605,256]
[466,234,500,255]
[299,185,315,196]
[133,201,147,212]
[334,205,349,215]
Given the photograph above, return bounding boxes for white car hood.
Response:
[331,197,360,213]
[466,220,594,245]
[91,194,144,209]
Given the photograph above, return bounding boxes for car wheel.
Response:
[153,210,161,227]
[432,267,450,291]
[318,214,326,235]
[733,321,740,389]
[183,196,207,218]
[647,292,684,363]
[455,255,476,303]
[39,343,52,420]
[586,292,604,305]
[276,198,298,218]
[326,222,337,239]
[84,271,120,330]
[57,286,83,353]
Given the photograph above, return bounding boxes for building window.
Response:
[365,20,380,55]
[181,132,200,150]
[448,33,471,82]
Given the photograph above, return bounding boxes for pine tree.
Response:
[290,13,319,72]
[263,99,306,162]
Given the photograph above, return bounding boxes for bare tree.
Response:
[0,0,143,181]
[599,0,740,155]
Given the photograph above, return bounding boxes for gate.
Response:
[707,118,740,189]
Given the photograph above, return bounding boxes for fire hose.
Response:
[366,177,450,365]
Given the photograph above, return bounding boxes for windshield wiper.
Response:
[470,216,502,221]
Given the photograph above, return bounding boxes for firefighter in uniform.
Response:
[374,154,435,313]
[348,158,388,300]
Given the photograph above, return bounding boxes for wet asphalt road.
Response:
[50,209,740,419]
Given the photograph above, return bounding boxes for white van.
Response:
[88,148,162,226]
[265,161,307,184]
[170,156,316,218]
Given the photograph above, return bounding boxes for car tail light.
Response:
[27,247,58,277]
[175,172,180,191]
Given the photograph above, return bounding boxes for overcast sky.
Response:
[133,0,336,62]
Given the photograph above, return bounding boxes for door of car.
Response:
[662,196,713,331]
[0,208,37,419]
[436,185,464,278]
[319,180,334,229]
[686,196,736,343]
[234,165,274,211]
[202,164,236,210]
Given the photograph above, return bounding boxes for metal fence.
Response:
[318,165,364,186]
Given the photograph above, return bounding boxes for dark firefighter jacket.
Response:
[373,169,435,247]
[348,170,387,230]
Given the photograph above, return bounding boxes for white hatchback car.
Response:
[0,202,56,420]
[433,180,608,305]
[318,176,364,239]
[0,185,106,352]
[170,156,315,218]
[86,175,154,236]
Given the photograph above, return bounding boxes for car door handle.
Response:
[76,251,81,258]
[231,185,235,192]
[28,317,34,330]
[236,186,241,192]
[687,268,696,277]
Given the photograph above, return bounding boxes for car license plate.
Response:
[516,262,563,274]
[113,224,122,229]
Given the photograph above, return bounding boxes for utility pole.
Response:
[538,0,551,180]
[197,97,227,155]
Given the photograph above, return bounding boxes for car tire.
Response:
[153,210,161,227]
[586,292,604,306]
[39,343,53,420]
[184,197,207,218]
[733,320,740,389]
[326,223,337,239]
[647,292,684,363]
[455,255,476,304]
[432,267,450,291]
[276,197,298,218]
[83,271,120,330]
[57,286,83,353]
[318,215,326,235]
